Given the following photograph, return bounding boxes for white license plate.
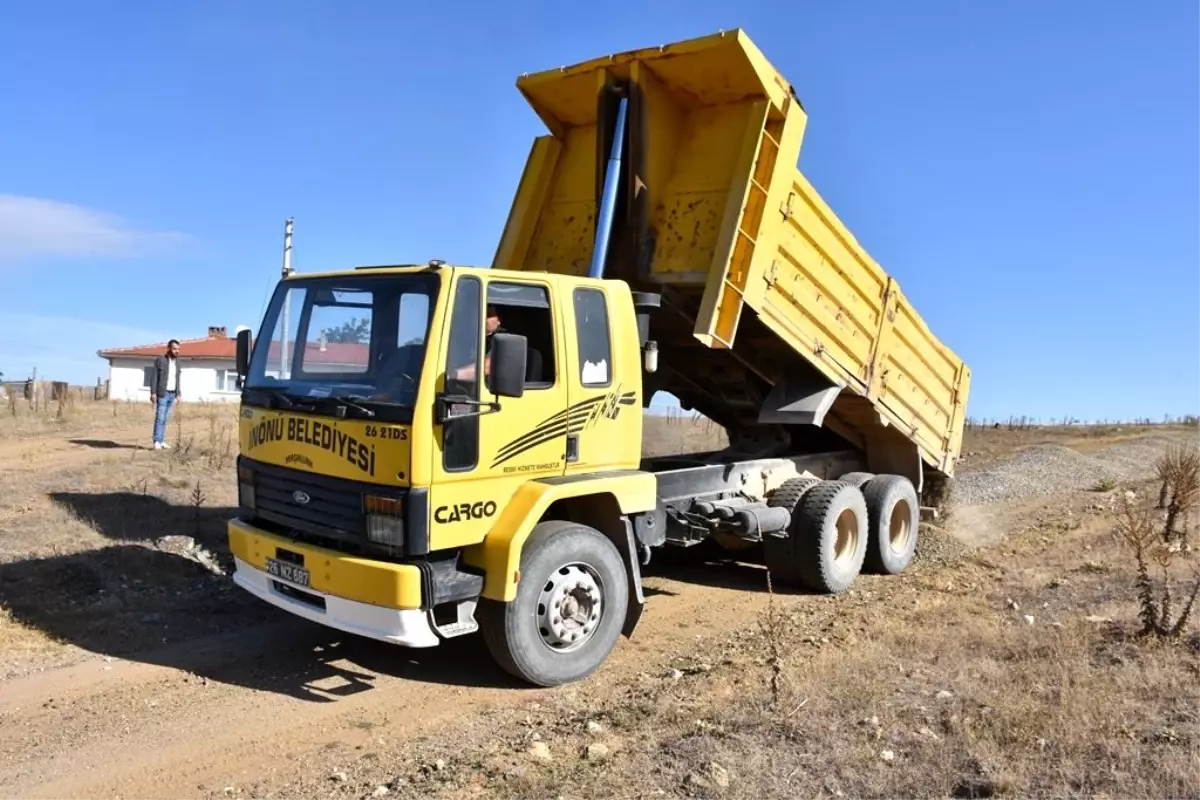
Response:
[266,558,310,588]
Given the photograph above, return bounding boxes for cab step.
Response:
[430,599,480,639]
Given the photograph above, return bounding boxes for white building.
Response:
[98,326,244,403]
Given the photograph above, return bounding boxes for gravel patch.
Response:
[955,435,1186,507]
[913,523,971,568]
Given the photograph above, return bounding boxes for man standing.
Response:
[150,339,182,449]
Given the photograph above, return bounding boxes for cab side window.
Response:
[443,276,481,471]
[487,282,556,388]
[573,288,612,388]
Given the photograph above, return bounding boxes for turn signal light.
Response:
[237,463,255,509]
[364,495,401,516]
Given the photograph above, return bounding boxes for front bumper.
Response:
[227,519,439,648]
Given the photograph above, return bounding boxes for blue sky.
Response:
[0,1,1196,421]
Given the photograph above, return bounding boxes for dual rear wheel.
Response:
[764,473,919,593]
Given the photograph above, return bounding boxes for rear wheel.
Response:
[791,481,869,593]
[764,477,821,585]
[836,471,875,488]
[766,479,868,593]
[861,474,919,575]
[478,520,628,687]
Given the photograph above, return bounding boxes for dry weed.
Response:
[54,390,75,422]
[1156,442,1199,542]
[1113,488,1200,639]
[204,416,235,470]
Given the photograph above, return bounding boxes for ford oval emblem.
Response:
[292,490,311,505]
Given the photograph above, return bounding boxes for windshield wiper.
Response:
[247,387,375,418]
[326,395,376,418]
[254,389,314,412]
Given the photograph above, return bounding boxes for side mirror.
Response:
[236,328,253,384]
[487,332,527,399]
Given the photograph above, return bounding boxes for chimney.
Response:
[207,326,228,339]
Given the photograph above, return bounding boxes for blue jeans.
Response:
[153,391,177,443]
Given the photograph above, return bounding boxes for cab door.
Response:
[427,273,568,551]
[563,284,642,476]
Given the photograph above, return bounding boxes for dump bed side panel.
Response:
[758,170,889,395]
[762,172,969,470]
[879,280,972,472]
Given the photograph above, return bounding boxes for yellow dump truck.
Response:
[227,29,970,687]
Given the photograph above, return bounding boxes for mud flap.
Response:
[619,517,645,637]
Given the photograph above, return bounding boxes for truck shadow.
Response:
[0,492,530,701]
[645,539,823,596]
[49,490,234,557]
[13,491,814,702]
[0,544,525,700]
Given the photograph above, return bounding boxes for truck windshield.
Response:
[244,273,438,416]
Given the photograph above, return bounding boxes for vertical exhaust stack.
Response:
[281,217,294,277]
[279,217,295,378]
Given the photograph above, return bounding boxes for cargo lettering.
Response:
[434,500,497,524]
[245,416,377,476]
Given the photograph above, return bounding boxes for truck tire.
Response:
[789,480,869,594]
[478,520,628,687]
[861,474,919,575]
[836,471,875,488]
[764,477,821,586]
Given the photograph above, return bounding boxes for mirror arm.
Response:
[434,393,502,424]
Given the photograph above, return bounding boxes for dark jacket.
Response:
[152,354,182,397]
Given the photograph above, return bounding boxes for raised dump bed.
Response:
[493,29,969,490]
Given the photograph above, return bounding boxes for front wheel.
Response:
[478,520,628,687]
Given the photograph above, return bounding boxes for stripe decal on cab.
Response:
[491,387,637,468]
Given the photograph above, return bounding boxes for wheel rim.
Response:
[889,499,913,552]
[536,562,604,653]
[834,509,859,565]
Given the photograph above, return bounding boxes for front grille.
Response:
[244,459,373,543]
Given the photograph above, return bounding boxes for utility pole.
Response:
[279,217,294,378]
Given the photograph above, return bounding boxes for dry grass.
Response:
[1,402,1197,798]
[0,399,251,673]
[642,407,727,457]
[0,402,726,677]
[958,420,1198,473]
[268,478,1199,800]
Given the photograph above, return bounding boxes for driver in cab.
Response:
[450,303,504,382]
[372,304,514,402]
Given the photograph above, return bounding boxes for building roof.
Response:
[98,335,370,366]
[264,341,369,366]
[97,336,237,360]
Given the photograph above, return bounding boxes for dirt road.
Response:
[1,546,785,798]
[0,413,1194,799]
[0,412,768,798]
